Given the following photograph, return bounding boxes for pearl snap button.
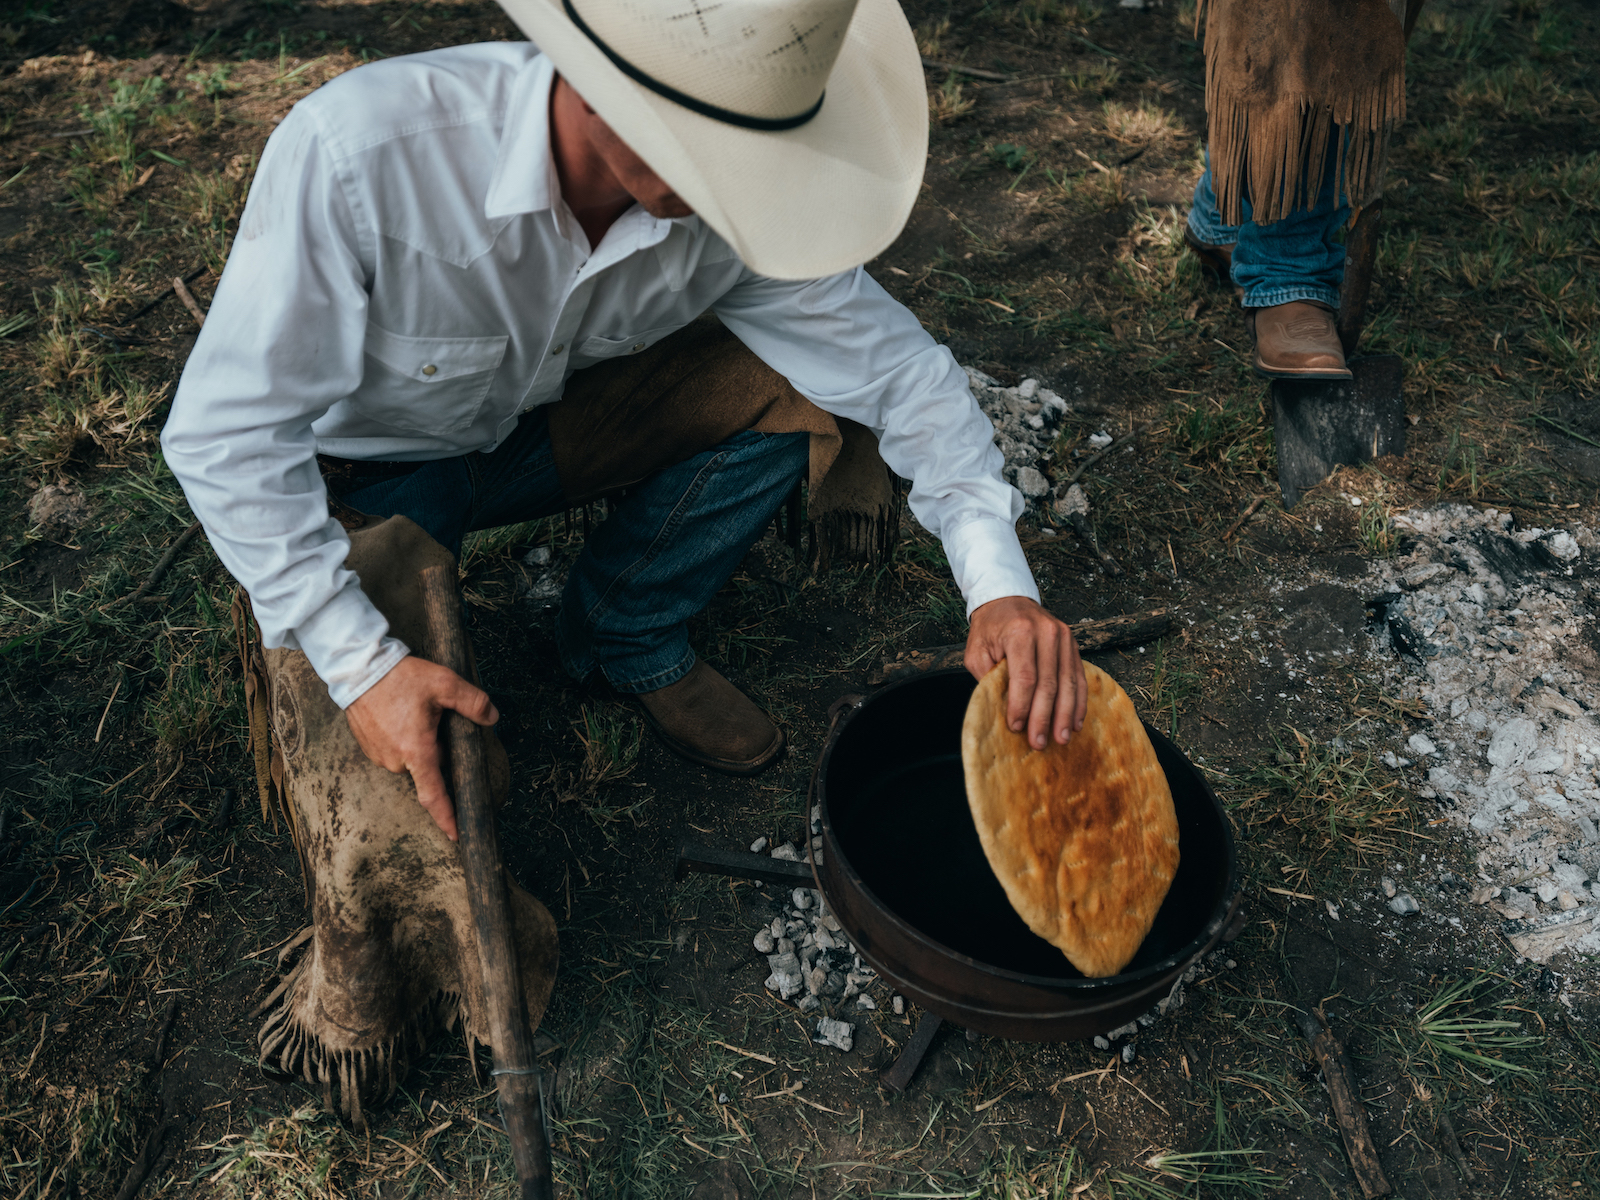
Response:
[421,364,438,376]
[631,343,645,353]
[551,344,565,355]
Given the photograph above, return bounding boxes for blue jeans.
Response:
[1187,146,1351,310]
[334,409,809,694]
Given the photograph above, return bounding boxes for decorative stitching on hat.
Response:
[768,20,825,58]
[667,1,723,37]
[563,0,826,131]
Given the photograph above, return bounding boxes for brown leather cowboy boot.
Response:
[638,659,785,775]
[1247,301,1352,380]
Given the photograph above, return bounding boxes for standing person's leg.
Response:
[556,428,809,773]
[1232,148,1349,312]
[1185,150,1241,288]
[1232,136,1353,379]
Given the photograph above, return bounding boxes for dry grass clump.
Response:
[200,1106,356,1199]
[1102,98,1186,144]
[8,371,167,470]
[180,154,255,273]
[1061,60,1120,93]
[1452,62,1571,117]
[1115,204,1190,285]
[1238,729,1414,863]
[0,1077,139,1195]
[915,16,950,58]
[3,285,166,470]
[929,72,976,125]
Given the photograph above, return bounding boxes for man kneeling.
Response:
[163,0,1087,842]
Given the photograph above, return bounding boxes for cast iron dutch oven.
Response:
[812,668,1242,1041]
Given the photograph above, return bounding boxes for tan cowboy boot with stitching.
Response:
[638,659,785,775]
[1247,301,1352,380]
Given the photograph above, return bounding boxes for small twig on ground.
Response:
[112,520,203,607]
[93,676,121,743]
[123,265,206,326]
[172,276,207,328]
[1296,1010,1393,1199]
[149,996,179,1070]
[1066,511,1123,576]
[921,56,1012,81]
[1435,1098,1475,1186]
[1222,496,1266,542]
[1064,423,1150,488]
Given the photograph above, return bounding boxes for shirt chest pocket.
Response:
[354,324,509,436]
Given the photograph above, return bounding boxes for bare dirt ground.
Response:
[2,1,1599,1197]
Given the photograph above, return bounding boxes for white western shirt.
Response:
[162,43,1039,709]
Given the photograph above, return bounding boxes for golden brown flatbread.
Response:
[962,660,1179,978]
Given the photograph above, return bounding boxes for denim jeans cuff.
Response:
[1186,209,1238,249]
[602,647,697,695]
[1242,285,1341,311]
[556,617,698,694]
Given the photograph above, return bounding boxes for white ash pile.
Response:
[963,367,1073,506]
[1369,505,1600,963]
[1083,948,1239,1055]
[750,809,894,1051]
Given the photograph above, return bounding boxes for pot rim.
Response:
[815,667,1241,994]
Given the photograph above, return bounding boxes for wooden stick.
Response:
[112,520,204,607]
[1221,496,1266,542]
[419,565,552,1200]
[1064,423,1150,488]
[920,56,1013,81]
[1065,510,1123,576]
[1337,199,1384,357]
[113,1120,177,1200]
[1435,1101,1475,1187]
[172,276,207,328]
[869,609,1175,685]
[124,264,206,326]
[1296,1010,1392,1198]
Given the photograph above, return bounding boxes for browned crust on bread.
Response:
[962,660,1180,978]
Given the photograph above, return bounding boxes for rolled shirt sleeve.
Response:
[714,267,1040,615]
[161,105,408,708]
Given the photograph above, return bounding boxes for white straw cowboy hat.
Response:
[496,0,927,280]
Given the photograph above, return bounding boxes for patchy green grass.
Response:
[0,2,1598,1198]
[1405,973,1541,1084]
[1240,730,1417,865]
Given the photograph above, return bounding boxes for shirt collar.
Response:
[484,55,559,220]
[483,53,683,258]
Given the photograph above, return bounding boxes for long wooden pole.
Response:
[419,565,552,1200]
[1337,199,1385,358]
